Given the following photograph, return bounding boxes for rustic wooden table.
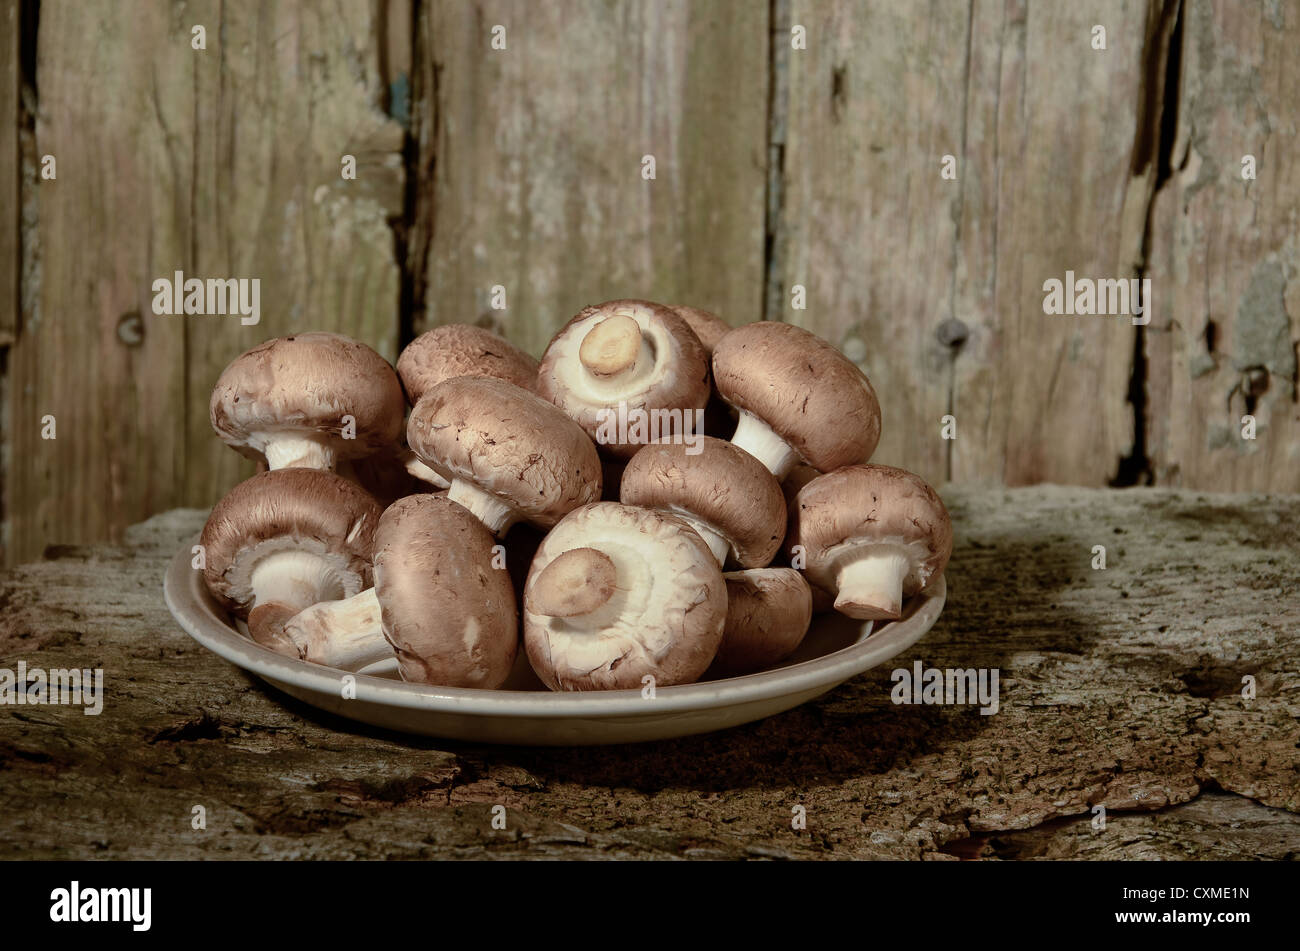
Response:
[1,486,1296,860]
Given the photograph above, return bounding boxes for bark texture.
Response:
[1,486,1296,860]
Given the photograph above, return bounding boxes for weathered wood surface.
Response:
[4,0,1300,559]
[3,0,404,566]
[416,0,770,355]
[1,486,1295,860]
[1145,0,1300,493]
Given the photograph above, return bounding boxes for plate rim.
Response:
[163,536,945,720]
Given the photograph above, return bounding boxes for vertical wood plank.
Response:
[417,0,769,356]
[5,1,404,565]
[778,0,970,488]
[182,0,406,506]
[950,0,1153,486]
[0,0,18,346]
[1145,0,1300,492]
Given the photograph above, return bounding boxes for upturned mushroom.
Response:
[200,468,382,650]
[278,494,518,687]
[787,464,952,620]
[523,503,727,691]
[619,436,785,568]
[407,376,602,536]
[210,332,406,470]
[712,322,881,480]
[708,568,813,678]
[536,299,710,459]
[394,324,541,489]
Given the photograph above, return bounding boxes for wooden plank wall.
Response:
[1,0,1297,565]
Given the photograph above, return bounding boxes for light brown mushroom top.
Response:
[670,305,731,355]
[712,322,881,477]
[210,332,406,469]
[620,436,786,568]
[396,324,540,405]
[523,503,727,691]
[406,376,602,533]
[536,299,711,459]
[373,494,518,688]
[787,464,952,619]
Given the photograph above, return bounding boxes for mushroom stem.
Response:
[674,514,731,567]
[530,548,617,618]
[730,410,799,481]
[832,548,910,620]
[262,434,335,470]
[279,587,390,670]
[399,448,451,489]
[246,549,349,647]
[447,479,519,536]
[579,314,650,378]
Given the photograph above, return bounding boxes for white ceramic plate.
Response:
[163,537,945,745]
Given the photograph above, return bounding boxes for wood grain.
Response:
[1,486,1295,858]
[3,0,405,565]
[777,0,1150,488]
[0,0,18,347]
[416,0,770,356]
[1145,0,1300,492]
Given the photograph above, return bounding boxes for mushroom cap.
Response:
[374,494,518,688]
[396,324,540,405]
[670,305,731,355]
[620,436,786,568]
[787,464,953,599]
[536,299,711,459]
[200,467,382,617]
[709,568,813,678]
[210,332,405,464]
[523,502,727,691]
[406,376,602,528]
[712,322,881,472]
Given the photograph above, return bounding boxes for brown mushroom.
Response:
[406,376,602,536]
[200,468,382,650]
[393,324,541,490]
[536,299,710,459]
[670,305,731,355]
[787,464,952,620]
[396,323,540,405]
[712,322,881,479]
[619,436,785,568]
[279,494,517,687]
[523,503,727,691]
[210,332,406,470]
[708,568,813,678]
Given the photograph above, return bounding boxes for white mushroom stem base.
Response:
[281,588,391,671]
[730,410,799,481]
[448,479,520,536]
[674,514,731,567]
[246,549,351,648]
[261,434,336,470]
[400,449,451,489]
[831,549,911,620]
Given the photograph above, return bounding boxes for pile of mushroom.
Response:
[199,301,952,691]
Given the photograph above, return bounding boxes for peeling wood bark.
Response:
[1145,0,1300,492]
[1,486,1294,859]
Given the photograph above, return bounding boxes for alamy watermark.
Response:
[891,661,999,715]
[151,270,260,325]
[0,662,104,715]
[1042,270,1150,325]
[593,402,704,455]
